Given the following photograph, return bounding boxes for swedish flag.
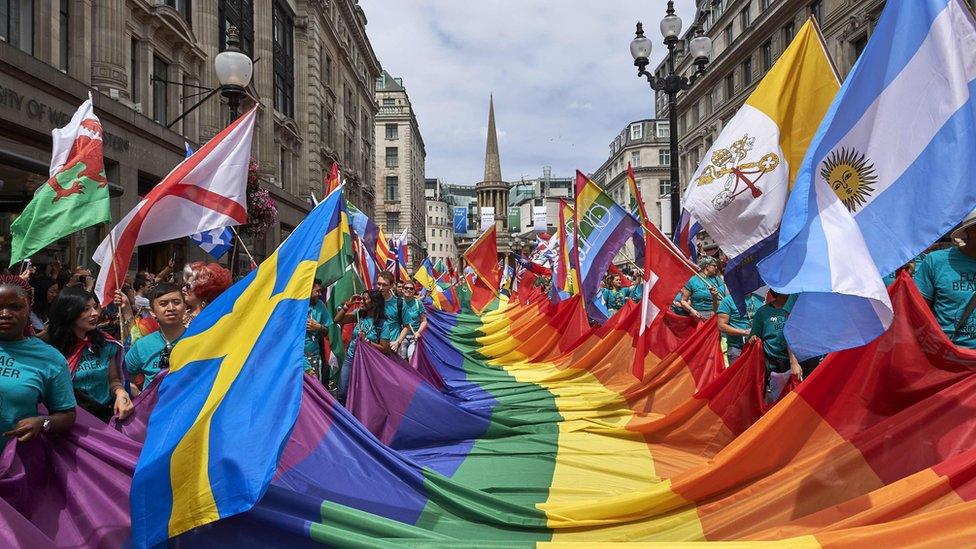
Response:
[130,187,346,548]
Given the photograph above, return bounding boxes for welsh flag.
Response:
[10,95,111,265]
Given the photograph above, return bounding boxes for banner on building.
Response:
[480,206,495,232]
[508,207,520,232]
[532,206,547,232]
[453,206,468,234]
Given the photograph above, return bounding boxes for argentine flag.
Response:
[759,0,976,359]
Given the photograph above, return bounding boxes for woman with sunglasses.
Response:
[391,282,426,360]
[333,289,393,404]
[0,275,76,448]
[125,283,187,390]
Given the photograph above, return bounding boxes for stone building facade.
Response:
[0,0,380,272]
[423,178,457,267]
[652,0,887,200]
[475,95,509,254]
[592,119,673,233]
[374,70,425,269]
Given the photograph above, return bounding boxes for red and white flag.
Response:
[632,221,696,379]
[93,107,258,304]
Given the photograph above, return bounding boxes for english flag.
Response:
[632,221,696,378]
[93,107,257,304]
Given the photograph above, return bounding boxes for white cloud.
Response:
[359,0,697,184]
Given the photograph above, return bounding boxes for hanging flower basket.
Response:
[242,158,278,238]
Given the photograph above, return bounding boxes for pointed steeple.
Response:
[483,94,502,183]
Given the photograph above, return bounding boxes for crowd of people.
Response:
[2,212,976,447]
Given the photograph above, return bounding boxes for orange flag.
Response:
[463,225,500,313]
[325,161,340,195]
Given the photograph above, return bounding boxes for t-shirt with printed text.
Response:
[0,337,76,444]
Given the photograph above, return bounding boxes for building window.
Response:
[218,0,254,55]
[385,147,398,168]
[629,123,643,140]
[724,73,735,100]
[386,176,398,201]
[656,121,670,138]
[130,39,140,101]
[809,0,823,25]
[165,0,192,25]
[659,149,671,166]
[740,7,750,29]
[1,0,33,54]
[724,26,733,48]
[630,151,640,168]
[386,212,400,233]
[272,0,294,118]
[382,98,395,107]
[760,0,771,10]
[705,92,714,115]
[385,123,398,140]
[322,49,332,88]
[853,35,868,59]
[152,55,168,124]
[783,20,796,44]
[322,108,333,147]
[659,180,671,196]
[59,0,69,70]
[743,57,753,85]
[762,40,773,71]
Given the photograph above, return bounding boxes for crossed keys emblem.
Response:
[695,134,780,210]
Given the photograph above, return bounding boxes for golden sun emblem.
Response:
[820,148,878,212]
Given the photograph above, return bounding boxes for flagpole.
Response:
[105,226,127,344]
[230,226,257,269]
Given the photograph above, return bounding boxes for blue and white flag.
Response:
[189,227,233,259]
[759,0,976,359]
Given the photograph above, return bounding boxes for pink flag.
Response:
[93,107,257,304]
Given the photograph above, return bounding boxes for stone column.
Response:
[91,0,128,97]
[195,0,220,142]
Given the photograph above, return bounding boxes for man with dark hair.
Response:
[132,273,151,313]
[916,211,976,348]
[304,279,332,378]
[375,271,402,345]
[125,283,186,389]
[750,289,802,401]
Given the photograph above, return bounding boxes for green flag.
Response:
[10,97,111,265]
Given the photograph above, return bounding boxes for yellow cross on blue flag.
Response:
[129,186,346,548]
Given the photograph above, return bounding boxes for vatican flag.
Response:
[683,19,839,260]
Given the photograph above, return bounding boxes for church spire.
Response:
[483,94,502,183]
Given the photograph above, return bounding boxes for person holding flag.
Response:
[679,256,727,320]
[390,282,426,360]
[304,279,332,379]
[333,289,393,404]
[601,274,630,316]
[717,290,765,364]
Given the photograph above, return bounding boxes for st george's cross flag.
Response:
[760,0,976,359]
[681,20,840,310]
[93,107,257,304]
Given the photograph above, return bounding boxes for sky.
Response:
[358,0,697,186]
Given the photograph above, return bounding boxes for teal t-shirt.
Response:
[304,300,333,359]
[750,303,791,363]
[383,295,403,341]
[345,315,396,365]
[73,342,119,405]
[0,338,76,441]
[882,272,897,287]
[670,291,687,315]
[400,298,425,332]
[684,275,727,312]
[914,247,976,348]
[630,283,643,302]
[601,287,630,311]
[717,294,765,348]
[125,331,182,387]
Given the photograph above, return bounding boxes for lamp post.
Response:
[214,26,253,123]
[631,1,712,234]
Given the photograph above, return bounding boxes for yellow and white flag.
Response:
[683,19,839,257]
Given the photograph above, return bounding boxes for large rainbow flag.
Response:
[4,275,976,547]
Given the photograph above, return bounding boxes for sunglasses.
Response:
[159,342,175,370]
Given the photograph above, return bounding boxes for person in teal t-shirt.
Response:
[915,242,976,348]
[680,256,727,319]
[0,275,76,447]
[601,275,631,315]
[392,282,427,359]
[304,279,333,377]
[125,283,186,390]
[334,290,393,404]
[717,292,765,364]
[44,287,131,422]
[376,271,404,344]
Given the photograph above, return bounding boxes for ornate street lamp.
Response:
[631,0,712,234]
[214,26,254,122]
